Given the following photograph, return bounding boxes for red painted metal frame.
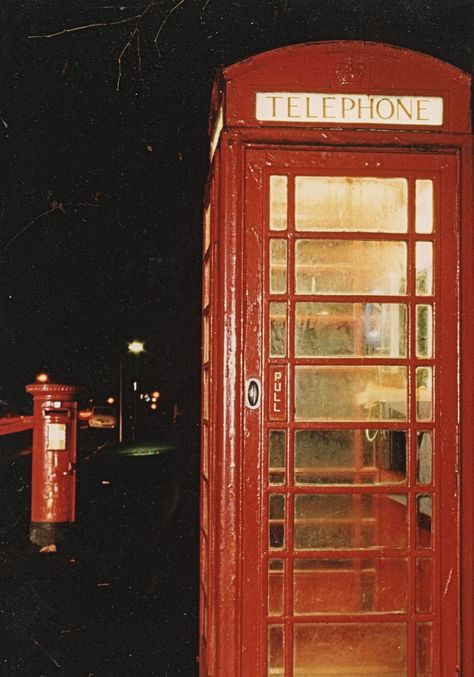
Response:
[0,416,33,435]
[201,42,472,677]
[243,145,462,676]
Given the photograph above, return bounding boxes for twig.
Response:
[154,0,185,46]
[3,205,62,250]
[27,0,185,89]
[115,0,157,89]
[28,15,143,39]
[29,636,61,669]
[2,202,99,251]
[28,0,157,40]
[202,0,211,10]
[117,22,139,91]
[137,28,143,80]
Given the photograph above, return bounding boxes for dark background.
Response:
[0,0,472,413]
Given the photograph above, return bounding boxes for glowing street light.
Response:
[119,340,146,444]
[128,340,145,355]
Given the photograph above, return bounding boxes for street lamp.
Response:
[119,340,145,444]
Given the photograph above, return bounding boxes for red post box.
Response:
[200,42,473,675]
[26,382,81,547]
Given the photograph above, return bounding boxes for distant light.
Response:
[36,372,49,383]
[128,340,145,355]
[151,391,160,399]
[151,396,157,403]
[133,381,138,392]
[150,403,157,410]
[106,397,115,405]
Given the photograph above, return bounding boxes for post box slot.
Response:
[44,409,70,418]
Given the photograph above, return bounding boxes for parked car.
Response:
[87,406,116,429]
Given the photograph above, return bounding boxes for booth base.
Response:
[29,521,72,547]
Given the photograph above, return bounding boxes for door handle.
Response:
[246,378,261,409]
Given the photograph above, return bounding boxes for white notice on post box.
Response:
[256,92,443,126]
[46,423,67,450]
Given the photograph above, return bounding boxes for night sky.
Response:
[1,0,472,414]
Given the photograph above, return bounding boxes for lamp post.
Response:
[119,340,145,444]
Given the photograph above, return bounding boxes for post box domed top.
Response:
[26,382,83,401]
[211,41,471,134]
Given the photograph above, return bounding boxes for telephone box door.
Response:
[242,148,459,676]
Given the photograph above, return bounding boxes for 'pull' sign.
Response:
[269,366,287,421]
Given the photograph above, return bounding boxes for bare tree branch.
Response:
[115,0,159,89]
[28,15,143,39]
[137,29,144,81]
[117,23,139,91]
[2,202,100,251]
[27,0,186,89]
[154,0,185,47]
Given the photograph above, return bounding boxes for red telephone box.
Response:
[26,382,81,547]
[200,42,473,676]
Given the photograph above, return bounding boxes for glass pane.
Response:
[416,558,433,613]
[416,305,433,358]
[202,370,209,420]
[416,180,434,234]
[203,205,211,252]
[201,589,207,643]
[416,367,433,421]
[293,623,407,676]
[269,430,286,485]
[416,623,433,676]
[202,477,208,535]
[268,625,284,675]
[295,240,407,295]
[268,559,284,615]
[203,260,210,307]
[269,494,285,550]
[417,432,432,484]
[202,422,209,479]
[270,494,285,519]
[416,242,433,295]
[295,302,407,357]
[295,177,408,232]
[294,429,407,485]
[270,239,287,294]
[416,494,432,548]
[294,558,408,614]
[203,314,210,363]
[270,302,287,357]
[270,175,288,231]
[295,366,408,421]
[294,494,407,550]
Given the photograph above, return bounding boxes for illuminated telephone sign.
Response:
[256,92,443,125]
